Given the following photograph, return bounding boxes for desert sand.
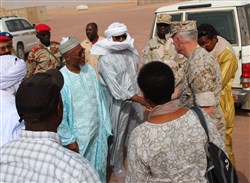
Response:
[46,1,169,60]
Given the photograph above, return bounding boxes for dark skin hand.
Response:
[66,141,80,153]
[130,95,152,111]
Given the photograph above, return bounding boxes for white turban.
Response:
[91,22,138,56]
[0,55,26,90]
[104,22,128,38]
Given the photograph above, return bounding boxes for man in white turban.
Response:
[0,55,26,146]
[91,22,150,182]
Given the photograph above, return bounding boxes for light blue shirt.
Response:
[58,64,112,183]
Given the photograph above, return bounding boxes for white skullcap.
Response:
[0,55,26,90]
[104,22,128,38]
[58,36,80,55]
[60,37,69,44]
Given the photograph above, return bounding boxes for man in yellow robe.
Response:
[198,23,238,166]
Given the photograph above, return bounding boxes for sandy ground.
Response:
[46,2,164,59]
[45,2,250,183]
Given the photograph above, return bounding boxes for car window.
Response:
[171,14,182,21]
[5,21,15,32]
[238,4,250,46]
[20,19,34,30]
[5,20,25,32]
[245,4,250,34]
[187,11,237,45]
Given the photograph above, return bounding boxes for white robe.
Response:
[0,90,24,146]
[98,50,143,174]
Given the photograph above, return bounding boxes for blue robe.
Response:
[58,64,112,183]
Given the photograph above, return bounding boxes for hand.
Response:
[66,141,79,153]
[130,95,152,111]
[139,98,152,111]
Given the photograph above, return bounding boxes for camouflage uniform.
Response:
[26,41,64,78]
[142,37,186,86]
[180,46,226,138]
[81,36,104,78]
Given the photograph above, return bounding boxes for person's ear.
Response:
[141,91,146,99]
[177,36,183,45]
[212,35,218,42]
[141,91,149,102]
[56,97,63,117]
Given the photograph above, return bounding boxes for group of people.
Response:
[0,12,237,183]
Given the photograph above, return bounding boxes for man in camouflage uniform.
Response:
[171,21,225,139]
[81,22,104,77]
[26,24,64,78]
[142,14,186,88]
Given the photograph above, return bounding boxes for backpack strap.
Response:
[191,106,216,182]
[191,106,210,142]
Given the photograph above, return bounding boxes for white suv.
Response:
[0,16,39,59]
[151,0,250,110]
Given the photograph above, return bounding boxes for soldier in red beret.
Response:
[0,32,15,56]
[26,23,64,78]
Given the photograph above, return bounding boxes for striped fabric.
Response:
[0,130,101,183]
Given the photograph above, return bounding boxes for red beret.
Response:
[35,24,51,32]
[0,36,11,43]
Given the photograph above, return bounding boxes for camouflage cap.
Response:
[171,20,197,35]
[156,14,172,24]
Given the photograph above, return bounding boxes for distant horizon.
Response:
[1,0,131,9]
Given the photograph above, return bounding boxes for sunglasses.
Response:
[113,34,127,41]
[0,43,12,51]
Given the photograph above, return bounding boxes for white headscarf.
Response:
[91,22,138,56]
[0,55,26,91]
[104,22,128,38]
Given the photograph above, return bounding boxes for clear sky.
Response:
[1,0,128,9]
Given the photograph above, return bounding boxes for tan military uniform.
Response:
[142,37,186,86]
[26,41,64,78]
[81,36,104,77]
[180,46,225,138]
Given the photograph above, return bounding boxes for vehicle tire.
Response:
[16,43,25,60]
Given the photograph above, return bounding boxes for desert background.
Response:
[1,1,250,182]
[45,1,161,58]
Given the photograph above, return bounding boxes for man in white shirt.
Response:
[0,69,101,182]
[81,22,104,77]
